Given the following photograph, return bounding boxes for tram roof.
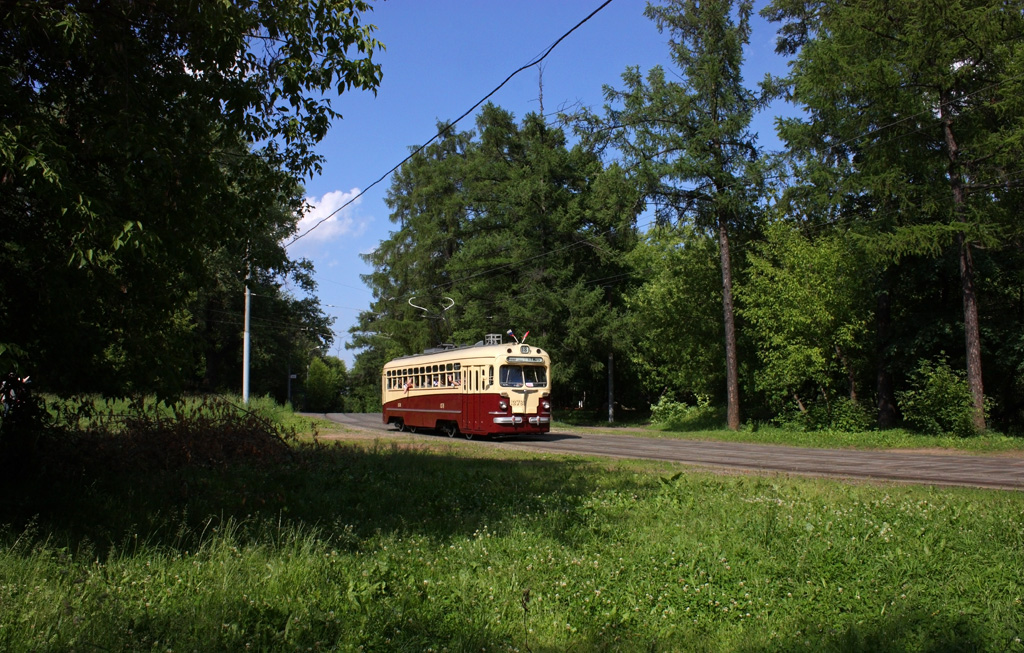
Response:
[384,339,549,367]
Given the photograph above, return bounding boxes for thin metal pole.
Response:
[607,351,614,424]
[242,274,251,403]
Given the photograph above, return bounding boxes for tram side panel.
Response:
[383,387,548,436]
[383,390,461,431]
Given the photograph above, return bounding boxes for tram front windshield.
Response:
[499,365,547,388]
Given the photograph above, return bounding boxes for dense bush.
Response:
[897,356,985,437]
[304,357,347,412]
[649,395,720,430]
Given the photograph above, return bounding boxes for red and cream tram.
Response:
[381,334,552,438]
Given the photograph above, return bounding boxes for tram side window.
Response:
[488,366,493,389]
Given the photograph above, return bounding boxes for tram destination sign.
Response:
[507,356,544,363]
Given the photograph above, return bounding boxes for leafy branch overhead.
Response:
[0,0,383,394]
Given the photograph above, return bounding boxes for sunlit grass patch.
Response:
[2,422,1023,651]
[638,422,1024,454]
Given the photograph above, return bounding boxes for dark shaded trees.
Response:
[765,0,1024,431]
[350,105,639,410]
[0,0,382,394]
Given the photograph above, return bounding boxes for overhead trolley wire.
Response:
[285,0,617,248]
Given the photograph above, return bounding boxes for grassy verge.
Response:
[552,413,1024,454]
[644,424,1024,454]
[1,413,1022,651]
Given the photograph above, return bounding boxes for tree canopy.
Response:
[1,0,383,395]
[351,105,640,409]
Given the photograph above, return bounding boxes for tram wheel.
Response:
[396,420,406,432]
[444,423,457,438]
[464,431,474,440]
[408,425,417,433]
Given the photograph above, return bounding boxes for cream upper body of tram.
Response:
[381,335,552,438]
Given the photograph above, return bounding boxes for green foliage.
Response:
[351,106,639,410]
[625,226,725,401]
[773,396,874,433]
[303,356,347,413]
[766,0,1024,432]
[897,356,987,437]
[649,394,720,430]
[1,428,1022,651]
[578,0,767,430]
[0,0,382,396]
[822,397,874,433]
[738,220,873,408]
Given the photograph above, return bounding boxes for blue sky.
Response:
[283,0,795,366]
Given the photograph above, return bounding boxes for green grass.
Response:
[552,413,1024,454]
[644,423,1024,454]
[2,412,1023,652]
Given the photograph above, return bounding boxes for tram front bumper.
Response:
[492,415,550,427]
[492,415,523,426]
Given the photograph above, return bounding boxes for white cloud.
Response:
[294,188,363,244]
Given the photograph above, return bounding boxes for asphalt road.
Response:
[319,413,1024,491]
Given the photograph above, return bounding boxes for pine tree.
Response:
[766,0,1024,431]
[582,0,765,429]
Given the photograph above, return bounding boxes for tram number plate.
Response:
[511,399,525,407]
[439,403,445,409]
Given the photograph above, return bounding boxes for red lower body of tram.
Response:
[383,391,551,439]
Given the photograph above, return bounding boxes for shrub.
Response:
[772,396,872,433]
[650,394,719,429]
[897,356,984,437]
[827,396,874,432]
[304,358,344,412]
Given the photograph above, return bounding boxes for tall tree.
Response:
[448,106,637,406]
[766,0,1024,431]
[0,0,382,393]
[352,122,473,358]
[351,106,639,410]
[580,0,764,429]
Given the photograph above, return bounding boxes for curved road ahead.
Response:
[320,413,1024,491]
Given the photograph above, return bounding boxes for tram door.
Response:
[462,365,481,432]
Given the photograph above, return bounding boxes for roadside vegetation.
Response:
[1,399,1023,652]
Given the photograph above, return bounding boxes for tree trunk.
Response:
[941,98,986,431]
[875,273,897,429]
[958,233,986,431]
[718,220,741,430]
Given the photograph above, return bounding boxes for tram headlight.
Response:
[499,400,509,411]
[541,400,551,411]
